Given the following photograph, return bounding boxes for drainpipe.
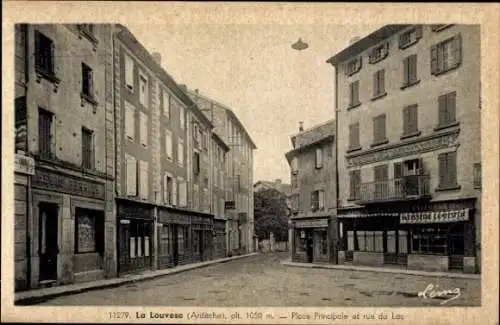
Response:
[334,64,339,265]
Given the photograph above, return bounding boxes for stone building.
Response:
[188,90,257,254]
[327,24,481,273]
[14,24,116,291]
[285,120,337,264]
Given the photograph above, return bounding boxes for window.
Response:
[139,111,148,147]
[79,24,94,35]
[162,90,170,118]
[291,157,298,174]
[178,139,184,166]
[139,72,149,107]
[125,54,134,91]
[348,122,360,150]
[345,56,362,76]
[139,160,148,199]
[75,208,103,254]
[81,63,94,98]
[411,227,448,254]
[402,104,419,136]
[348,81,360,108]
[179,105,185,129]
[368,42,389,64]
[356,231,384,252]
[172,179,177,206]
[349,170,361,200]
[437,92,457,128]
[431,35,462,75]
[38,108,53,158]
[125,154,137,196]
[431,24,453,32]
[125,101,135,140]
[179,181,187,207]
[164,174,173,205]
[372,69,385,98]
[310,190,324,211]
[35,31,55,76]
[403,54,418,87]
[129,220,151,258]
[372,114,387,145]
[291,174,298,189]
[438,151,458,189]
[81,127,94,169]
[165,130,173,160]
[193,152,200,175]
[473,163,481,189]
[315,147,323,169]
[399,26,422,49]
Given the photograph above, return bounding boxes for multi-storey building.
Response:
[327,24,481,273]
[14,24,116,291]
[113,26,216,275]
[188,90,257,254]
[285,120,337,264]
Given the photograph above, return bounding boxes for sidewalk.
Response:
[281,260,481,280]
[15,253,258,305]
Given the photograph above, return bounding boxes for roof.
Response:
[212,132,230,152]
[326,25,410,66]
[115,25,213,129]
[285,119,336,163]
[188,89,257,149]
[254,180,292,195]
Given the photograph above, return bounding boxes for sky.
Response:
[127,23,381,184]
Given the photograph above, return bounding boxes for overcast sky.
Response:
[127,23,381,184]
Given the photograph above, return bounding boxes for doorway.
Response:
[306,230,314,263]
[39,203,58,282]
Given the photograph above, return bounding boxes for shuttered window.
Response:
[125,101,135,140]
[125,154,137,196]
[81,63,93,97]
[349,170,361,200]
[438,92,457,127]
[81,127,93,169]
[163,90,170,118]
[374,164,388,181]
[373,69,385,97]
[172,179,177,206]
[38,108,53,158]
[165,130,173,160]
[349,122,360,149]
[139,72,149,107]
[179,181,187,207]
[431,35,462,75]
[403,54,418,86]
[125,54,134,91]
[139,161,148,199]
[178,139,184,166]
[372,114,387,145]
[315,147,323,168]
[163,174,172,204]
[179,105,185,130]
[140,111,148,147]
[349,81,360,107]
[403,104,419,135]
[438,151,458,189]
[311,191,319,211]
[473,163,481,189]
[399,26,422,49]
[35,30,55,75]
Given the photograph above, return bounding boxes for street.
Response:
[37,253,481,307]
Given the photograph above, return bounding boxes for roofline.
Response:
[285,134,335,161]
[212,132,230,152]
[290,118,336,139]
[116,26,214,129]
[326,24,410,66]
[188,89,258,149]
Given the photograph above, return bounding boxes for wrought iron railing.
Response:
[357,175,431,203]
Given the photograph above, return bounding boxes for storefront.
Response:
[191,214,215,263]
[291,218,330,264]
[337,199,477,273]
[213,219,227,259]
[156,208,191,269]
[117,199,154,275]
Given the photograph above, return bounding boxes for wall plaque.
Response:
[14,153,35,175]
[32,168,104,200]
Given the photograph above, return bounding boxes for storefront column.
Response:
[328,218,338,264]
[463,221,476,273]
[289,221,295,260]
[152,206,158,271]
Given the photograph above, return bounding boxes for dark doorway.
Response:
[39,203,58,282]
[172,225,179,266]
[449,224,465,270]
[306,231,314,263]
[198,231,204,261]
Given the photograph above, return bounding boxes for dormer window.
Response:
[345,56,362,76]
[369,42,389,64]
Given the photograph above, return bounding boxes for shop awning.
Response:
[400,209,470,224]
[340,212,399,218]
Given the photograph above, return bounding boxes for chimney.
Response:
[194,89,199,94]
[275,179,282,185]
[349,36,361,45]
[298,121,304,132]
[152,52,161,65]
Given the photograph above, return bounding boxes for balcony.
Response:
[357,175,431,204]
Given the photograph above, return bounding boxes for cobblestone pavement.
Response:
[38,253,481,306]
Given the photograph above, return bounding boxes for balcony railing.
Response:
[357,175,431,204]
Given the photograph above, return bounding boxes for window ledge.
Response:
[347,102,362,110]
[371,92,387,102]
[474,185,481,190]
[400,79,421,90]
[432,62,461,77]
[399,39,419,50]
[35,68,61,92]
[370,138,389,148]
[125,85,134,93]
[347,146,362,153]
[435,185,462,192]
[315,166,323,170]
[347,197,359,202]
[434,121,460,132]
[80,92,98,112]
[400,131,422,140]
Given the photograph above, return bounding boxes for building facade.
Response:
[14,24,116,291]
[285,120,337,264]
[188,90,257,254]
[327,24,481,273]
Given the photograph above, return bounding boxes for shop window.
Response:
[75,208,103,255]
[411,227,447,255]
[386,230,396,253]
[347,231,355,251]
[296,230,307,253]
[129,220,151,258]
[356,230,383,252]
[398,230,408,253]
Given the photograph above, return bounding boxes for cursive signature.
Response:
[418,283,461,305]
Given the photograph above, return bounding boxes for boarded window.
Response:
[438,92,457,127]
[438,151,458,189]
[372,114,387,144]
[403,104,419,135]
[403,54,418,85]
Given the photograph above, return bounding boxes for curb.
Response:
[281,261,481,280]
[15,253,258,305]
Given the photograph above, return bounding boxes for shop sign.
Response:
[295,219,328,228]
[400,209,469,224]
[14,153,35,175]
[224,201,235,210]
[32,168,105,199]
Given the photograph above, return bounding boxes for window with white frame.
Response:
[162,89,170,118]
[139,160,148,199]
[178,139,184,166]
[140,111,148,147]
[179,105,185,130]
[125,153,137,196]
[139,72,149,107]
[165,129,173,160]
[125,101,135,140]
[125,54,134,91]
[178,180,187,207]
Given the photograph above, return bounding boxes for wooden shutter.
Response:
[438,153,447,187]
[398,33,405,49]
[349,171,355,199]
[446,92,457,123]
[349,82,354,105]
[430,45,438,75]
[89,68,94,96]
[453,34,462,67]
[448,152,457,186]
[403,106,410,135]
[49,37,55,74]
[172,179,177,206]
[410,55,417,82]
[353,81,359,104]
[163,174,168,203]
[140,111,148,146]
[438,94,447,126]
[315,147,323,168]
[125,55,134,88]
[125,155,137,196]
[403,57,410,85]
[139,161,148,199]
[382,164,388,180]
[379,70,385,93]
[394,162,403,179]
[373,72,378,97]
[418,158,425,175]
[319,190,325,209]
